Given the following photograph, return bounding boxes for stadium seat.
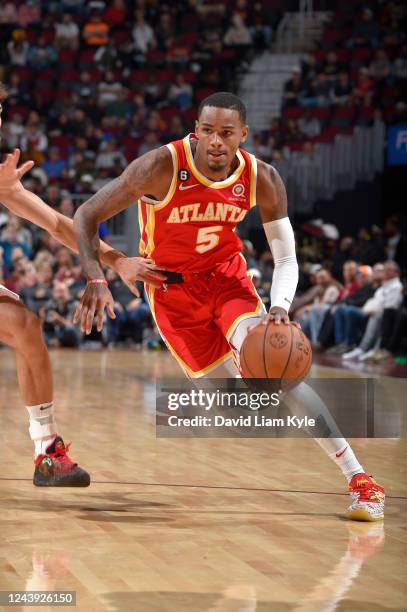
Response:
[282,107,304,120]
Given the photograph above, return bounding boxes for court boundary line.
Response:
[1,477,406,500]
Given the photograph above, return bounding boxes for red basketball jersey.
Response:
[138,133,257,272]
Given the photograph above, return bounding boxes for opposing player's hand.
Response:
[114,256,167,296]
[261,306,301,328]
[73,282,116,334]
[0,149,34,192]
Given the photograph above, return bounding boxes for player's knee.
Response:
[15,309,44,347]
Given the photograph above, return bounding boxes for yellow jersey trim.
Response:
[154,143,178,210]
[146,285,233,378]
[249,153,258,208]
[138,201,146,255]
[183,135,246,189]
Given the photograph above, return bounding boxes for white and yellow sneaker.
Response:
[347,473,385,521]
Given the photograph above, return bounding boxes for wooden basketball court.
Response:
[1,349,406,611]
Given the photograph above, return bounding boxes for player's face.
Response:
[195,107,248,173]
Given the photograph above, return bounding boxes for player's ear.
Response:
[240,125,249,144]
[194,119,199,136]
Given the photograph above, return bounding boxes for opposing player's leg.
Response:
[0,295,90,487]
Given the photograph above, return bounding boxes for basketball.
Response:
[240,322,312,390]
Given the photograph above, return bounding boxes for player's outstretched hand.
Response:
[73,282,116,334]
[0,149,34,193]
[115,256,167,296]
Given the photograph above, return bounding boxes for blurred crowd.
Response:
[0,0,277,197]
[242,215,407,365]
[246,1,406,163]
[0,0,406,364]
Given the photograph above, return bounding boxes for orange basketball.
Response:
[240,321,312,391]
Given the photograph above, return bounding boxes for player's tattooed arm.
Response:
[73,146,172,334]
[255,160,288,224]
[73,146,172,281]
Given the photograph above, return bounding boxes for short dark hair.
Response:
[0,82,8,103]
[198,91,247,124]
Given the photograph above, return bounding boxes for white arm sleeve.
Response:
[263,217,299,312]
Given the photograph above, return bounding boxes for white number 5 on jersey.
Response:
[195,226,223,254]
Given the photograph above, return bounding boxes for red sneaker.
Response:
[33,436,90,487]
[347,473,385,522]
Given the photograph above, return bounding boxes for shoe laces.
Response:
[350,475,384,503]
[35,441,76,467]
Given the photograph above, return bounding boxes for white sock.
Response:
[282,383,364,483]
[320,440,364,483]
[26,402,58,457]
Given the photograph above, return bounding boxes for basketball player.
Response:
[73,92,385,521]
[0,84,164,486]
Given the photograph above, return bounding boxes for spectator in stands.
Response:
[132,12,156,55]
[330,72,352,106]
[283,68,305,107]
[164,115,185,141]
[17,1,41,28]
[55,13,80,50]
[0,2,17,24]
[0,222,31,268]
[7,29,29,67]
[53,247,81,286]
[314,260,361,349]
[58,197,75,219]
[46,185,62,210]
[393,45,407,81]
[248,1,273,47]
[300,74,331,108]
[41,282,81,348]
[94,36,120,71]
[224,14,251,47]
[343,261,403,361]
[41,148,68,180]
[349,7,380,48]
[168,74,193,110]
[352,68,375,101]
[95,139,127,170]
[155,12,176,52]
[20,261,53,314]
[375,281,407,362]
[300,268,341,342]
[331,237,355,282]
[298,108,321,138]
[106,269,151,345]
[27,36,58,71]
[83,12,110,47]
[2,112,25,149]
[98,70,124,106]
[12,257,38,293]
[0,215,33,251]
[370,49,391,82]
[282,119,304,144]
[291,264,322,323]
[327,264,383,354]
[322,52,342,79]
[20,118,48,164]
[138,131,162,156]
[104,0,127,26]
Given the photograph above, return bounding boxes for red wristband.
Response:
[87,279,108,287]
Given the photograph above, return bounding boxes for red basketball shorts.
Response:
[145,254,265,377]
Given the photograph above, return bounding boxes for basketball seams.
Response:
[279,323,294,387]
